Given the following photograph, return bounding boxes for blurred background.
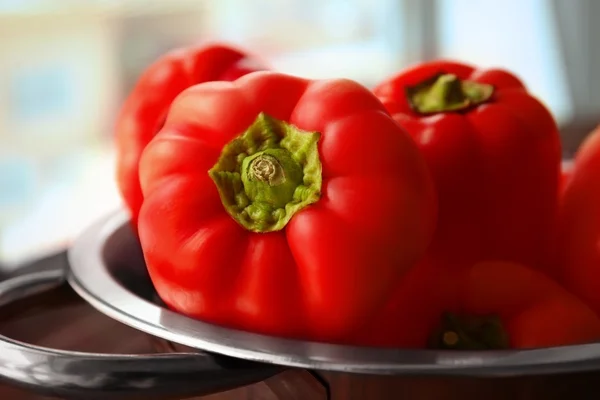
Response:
[0,0,598,271]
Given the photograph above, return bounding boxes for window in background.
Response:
[1,0,578,268]
[117,2,210,99]
[206,0,406,87]
[0,0,409,268]
[0,6,121,267]
[436,0,573,125]
[0,2,207,267]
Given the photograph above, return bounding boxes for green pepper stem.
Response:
[209,113,322,233]
[428,312,510,350]
[406,73,494,115]
[248,154,285,185]
[241,148,304,209]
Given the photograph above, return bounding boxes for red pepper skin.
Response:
[458,261,600,349]
[358,260,600,349]
[351,257,460,348]
[559,159,574,195]
[374,61,562,268]
[115,43,267,227]
[556,127,600,315]
[137,71,437,342]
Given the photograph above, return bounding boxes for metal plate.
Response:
[67,210,600,376]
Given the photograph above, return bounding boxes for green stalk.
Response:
[209,113,322,232]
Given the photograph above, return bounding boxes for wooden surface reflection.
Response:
[0,285,312,400]
[2,283,600,399]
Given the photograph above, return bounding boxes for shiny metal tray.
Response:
[68,211,600,375]
[2,210,600,399]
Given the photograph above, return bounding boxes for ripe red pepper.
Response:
[438,261,600,349]
[351,257,460,348]
[359,261,600,349]
[374,61,562,268]
[556,126,600,315]
[137,71,437,342]
[560,159,574,195]
[115,43,267,227]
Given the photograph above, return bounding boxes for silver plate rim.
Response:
[67,210,600,376]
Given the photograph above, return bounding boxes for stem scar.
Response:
[250,154,285,185]
[442,331,459,347]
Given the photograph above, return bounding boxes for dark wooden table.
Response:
[3,282,600,399]
[0,284,329,400]
[5,234,600,400]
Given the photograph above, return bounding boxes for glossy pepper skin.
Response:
[559,159,574,195]
[556,127,600,315]
[359,261,600,349]
[137,71,437,342]
[351,258,460,348]
[374,61,562,268]
[444,261,600,349]
[115,43,267,227]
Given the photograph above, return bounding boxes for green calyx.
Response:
[428,312,510,350]
[209,113,322,232]
[406,73,494,115]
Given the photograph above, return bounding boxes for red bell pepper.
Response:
[556,126,600,315]
[374,61,562,268]
[359,261,600,349]
[115,43,267,227]
[351,257,460,348]
[559,159,574,195]
[434,261,600,349]
[137,71,437,342]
